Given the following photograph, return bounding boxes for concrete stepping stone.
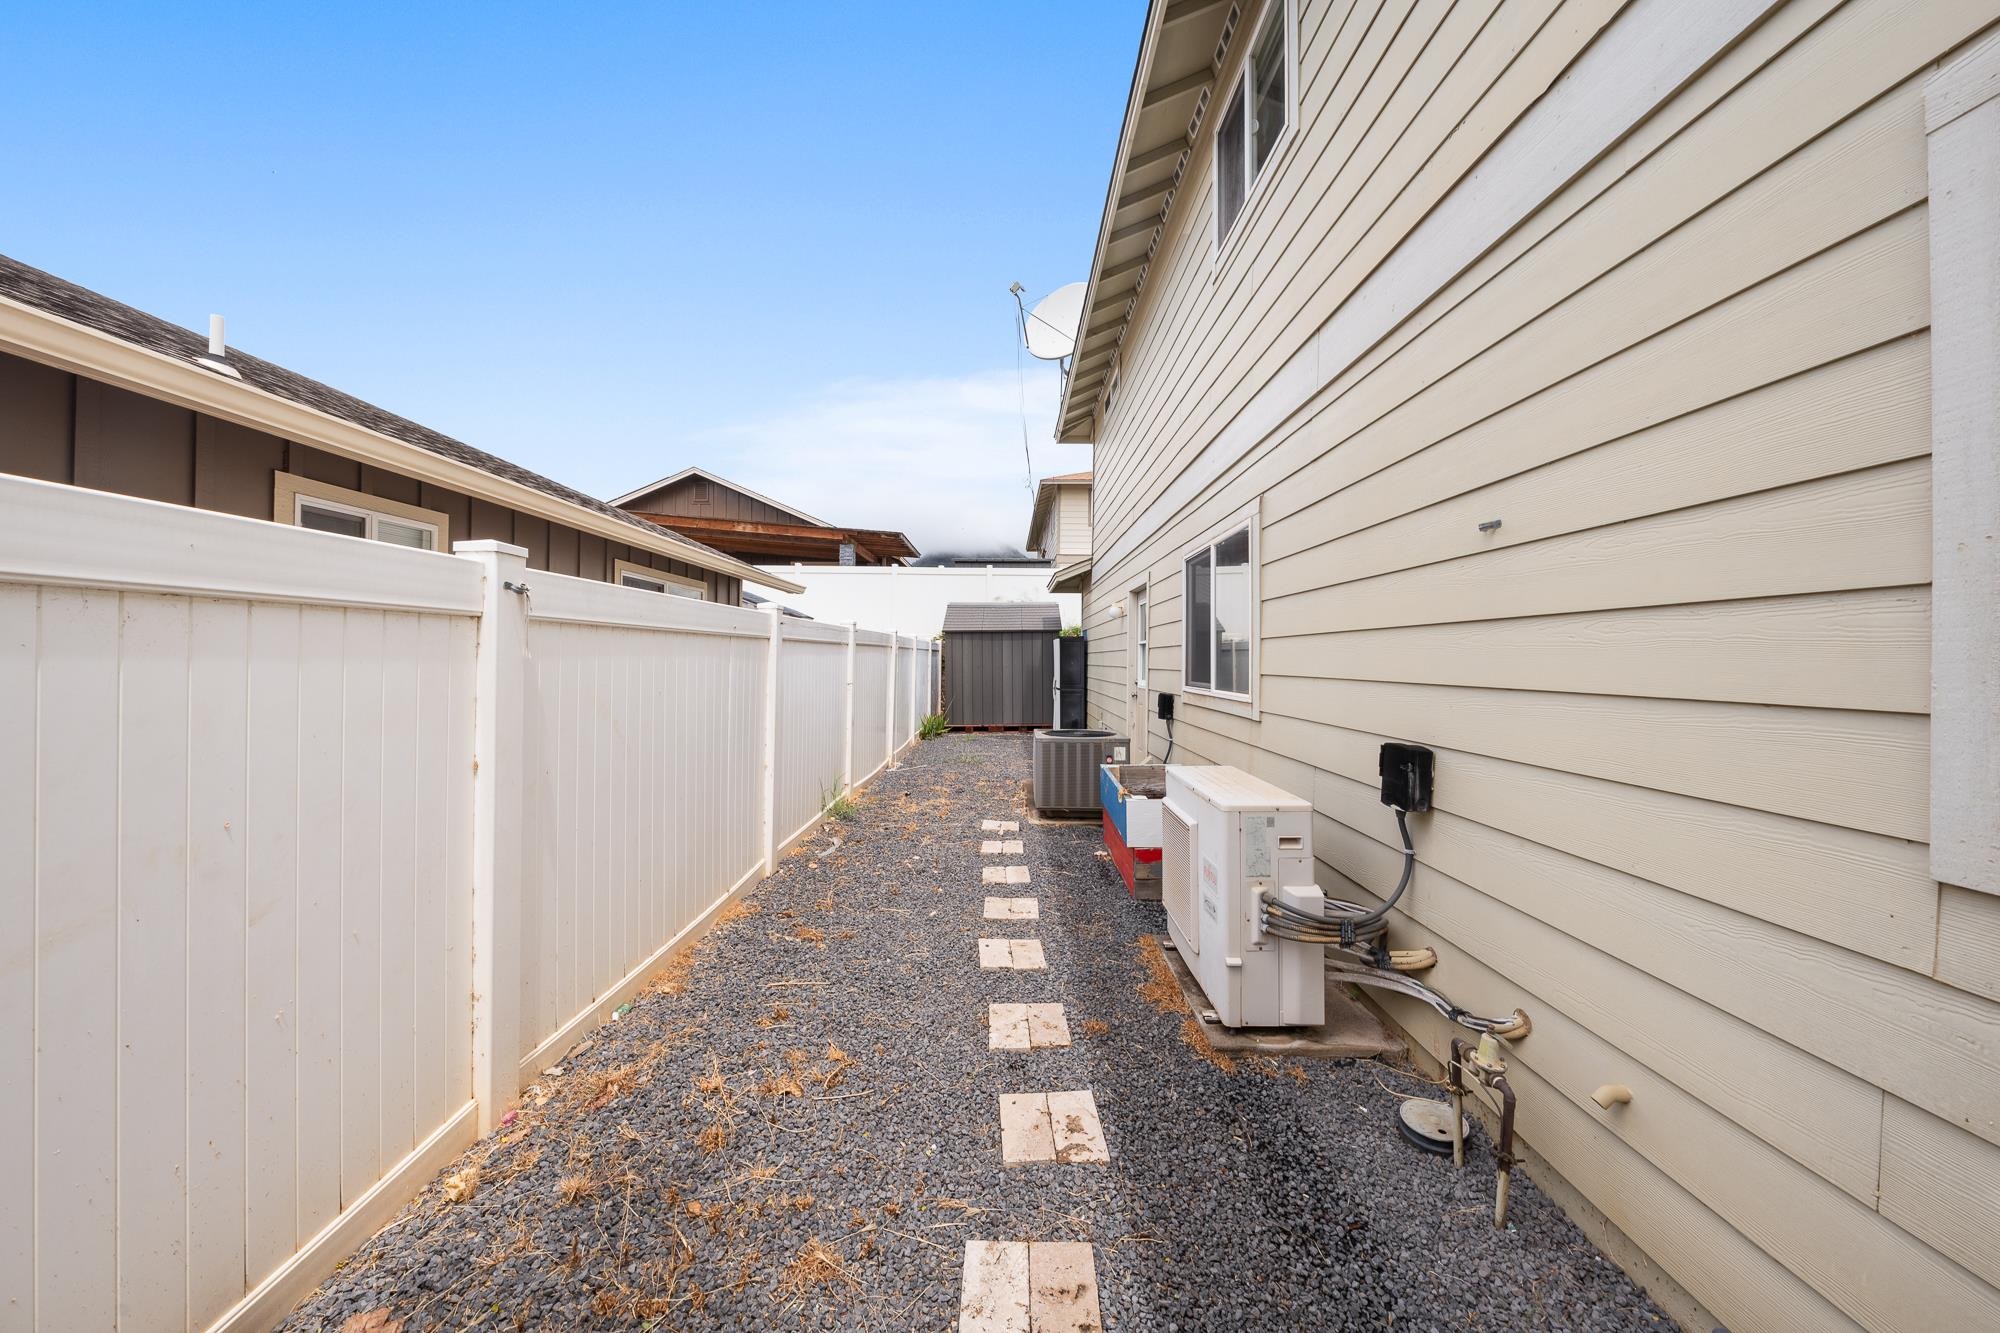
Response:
[982,865,1031,885]
[960,1240,1102,1333]
[980,820,1021,833]
[960,1240,1030,1332]
[980,839,1026,855]
[989,1002,1070,1051]
[998,1090,1107,1164]
[979,939,1047,970]
[984,896,1040,921]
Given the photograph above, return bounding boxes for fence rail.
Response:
[0,476,937,1332]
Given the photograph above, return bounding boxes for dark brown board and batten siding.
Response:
[0,350,738,602]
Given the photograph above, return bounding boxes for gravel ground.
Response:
[282,733,1672,1331]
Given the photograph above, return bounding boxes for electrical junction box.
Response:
[1378,742,1434,813]
[1161,765,1325,1028]
[1156,692,1175,721]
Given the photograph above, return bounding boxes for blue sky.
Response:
[0,2,1141,552]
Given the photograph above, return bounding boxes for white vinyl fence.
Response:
[0,475,935,1332]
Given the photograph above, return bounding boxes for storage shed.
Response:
[941,601,1061,728]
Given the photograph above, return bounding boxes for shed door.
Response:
[1129,585,1149,760]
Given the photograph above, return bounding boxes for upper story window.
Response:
[1215,0,1293,247]
[276,470,449,552]
[1184,515,1257,703]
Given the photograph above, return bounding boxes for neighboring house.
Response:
[613,466,918,566]
[0,256,799,604]
[1025,469,1093,595]
[1062,3,2000,1331]
[749,562,1082,638]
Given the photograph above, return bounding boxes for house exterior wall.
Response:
[1055,484,1093,561]
[1079,1,2000,1328]
[623,472,804,525]
[0,350,740,603]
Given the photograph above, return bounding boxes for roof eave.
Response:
[0,294,805,595]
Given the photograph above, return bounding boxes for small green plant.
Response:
[1058,624,1084,638]
[917,711,948,739]
[820,783,859,821]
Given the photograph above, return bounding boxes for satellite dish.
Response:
[1022,282,1086,361]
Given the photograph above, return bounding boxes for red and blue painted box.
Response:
[1100,763,1165,901]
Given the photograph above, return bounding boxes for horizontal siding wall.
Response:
[1083,0,2000,1328]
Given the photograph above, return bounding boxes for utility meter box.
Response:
[1161,765,1325,1028]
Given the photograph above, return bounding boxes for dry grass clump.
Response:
[776,1238,861,1300]
[696,1122,732,1154]
[792,925,826,947]
[1136,934,1238,1074]
[440,1164,480,1204]
[758,1069,805,1099]
[556,1173,598,1205]
[579,1062,640,1111]
[1081,1018,1110,1037]
[756,1002,792,1029]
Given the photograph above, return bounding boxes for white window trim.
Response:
[614,557,706,600]
[1179,500,1261,719]
[1925,34,2000,895]
[274,470,450,551]
[1211,0,1299,270]
[1132,583,1149,689]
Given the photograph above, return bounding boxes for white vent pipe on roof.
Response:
[208,314,225,358]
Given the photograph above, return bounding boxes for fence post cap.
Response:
[452,539,530,559]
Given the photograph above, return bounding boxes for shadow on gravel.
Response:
[281,733,1669,1332]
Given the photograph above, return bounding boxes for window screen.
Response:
[1215,94,1246,243]
[1185,548,1214,690]
[299,502,366,538]
[1250,9,1287,172]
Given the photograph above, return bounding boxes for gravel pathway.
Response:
[282,733,1671,1331]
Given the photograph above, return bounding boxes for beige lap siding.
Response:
[1080,0,2000,1327]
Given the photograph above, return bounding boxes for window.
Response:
[1214,0,1292,247]
[614,558,706,600]
[275,471,449,551]
[1134,591,1149,688]
[1183,517,1257,703]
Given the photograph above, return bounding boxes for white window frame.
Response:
[274,470,449,551]
[1133,585,1149,689]
[1180,501,1260,717]
[1212,0,1298,261]
[614,558,706,600]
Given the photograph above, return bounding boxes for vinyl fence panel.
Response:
[0,478,482,1333]
[0,475,930,1331]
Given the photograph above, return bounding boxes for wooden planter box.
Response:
[1100,763,1164,901]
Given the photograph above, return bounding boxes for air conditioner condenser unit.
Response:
[1161,764,1325,1028]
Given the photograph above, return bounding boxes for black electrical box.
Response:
[1378,742,1434,812]
[1157,692,1175,721]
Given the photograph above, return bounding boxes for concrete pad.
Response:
[960,1240,1031,1333]
[989,1003,1032,1051]
[999,1093,1055,1164]
[1046,1089,1109,1164]
[1005,866,1031,885]
[1025,1003,1071,1048]
[984,896,1039,921]
[1001,839,1025,855]
[981,819,1020,833]
[1028,1242,1103,1332]
[982,866,1008,885]
[1159,938,1404,1059]
[1010,939,1046,970]
[981,840,1005,854]
[978,938,1015,970]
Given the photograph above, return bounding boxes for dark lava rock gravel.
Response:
[281,733,1671,1331]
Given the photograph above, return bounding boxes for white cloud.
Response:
[688,365,1092,556]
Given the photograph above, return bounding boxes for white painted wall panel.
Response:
[753,564,1081,637]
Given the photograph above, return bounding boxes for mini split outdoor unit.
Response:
[1162,765,1326,1028]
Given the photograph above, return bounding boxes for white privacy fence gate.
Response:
[0,476,936,1332]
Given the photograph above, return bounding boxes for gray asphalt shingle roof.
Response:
[940,602,1062,633]
[0,253,732,565]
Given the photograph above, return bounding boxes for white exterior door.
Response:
[1129,586,1149,760]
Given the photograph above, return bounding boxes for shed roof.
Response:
[0,253,803,593]
[941,602,1063,633]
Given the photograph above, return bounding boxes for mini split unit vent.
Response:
[1032,729,1128,812]
[1162,765,1325,1028]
